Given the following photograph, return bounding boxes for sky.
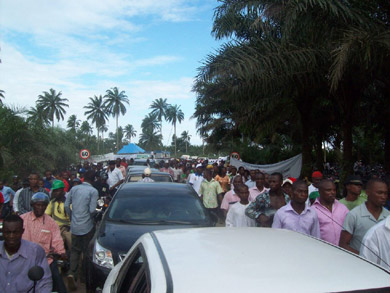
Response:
[0,0,224,146]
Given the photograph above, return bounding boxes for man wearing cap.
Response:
[308,171,323,204]
[46,180,71,251]
[107,160,124,196]
[139,168,155,182]
[311,179,349,245]
[188,164,204,196]
[18,173,49,215]
[21,192,67,293]
[339,178,390,254]
[339,175,366,210]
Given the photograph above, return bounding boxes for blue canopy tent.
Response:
[117,143,145,154]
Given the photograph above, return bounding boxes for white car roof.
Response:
[144,228,390,293]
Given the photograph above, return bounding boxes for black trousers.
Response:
[50,260,67,293]
[69,228,95,281]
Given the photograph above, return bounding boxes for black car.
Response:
[86,182,215,291]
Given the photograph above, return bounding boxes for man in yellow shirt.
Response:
[45,180,71,250]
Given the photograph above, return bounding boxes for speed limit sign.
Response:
[80,149,91,160]
[230,151,240,160]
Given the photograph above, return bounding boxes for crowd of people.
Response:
[1,157,390,292]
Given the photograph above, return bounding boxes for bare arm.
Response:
[339,230,359,254]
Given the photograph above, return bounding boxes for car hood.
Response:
[97,220,207,264]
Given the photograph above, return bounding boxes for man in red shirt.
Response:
[21,192,67,293]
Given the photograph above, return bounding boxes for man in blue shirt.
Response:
[0,180,15,218]
[0,214,52,292]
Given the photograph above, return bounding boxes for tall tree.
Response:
[37,88,69,128]
[139,128,163,150]
[124,124,137,143]
[67,114,80,132]
[84,95,109,151]
[99,124,109,153]
[104,87,129,152]
[181,131,191,153]
[26,105,50,128]
[166,104,184,157]
[149,98,169,138]
[0,90,5,105]
[141,112,160,133]
[80,120,93,138]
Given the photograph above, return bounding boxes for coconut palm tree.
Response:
[26,105,50,128]
[0,90,5,105]
[181,131,192,153]
[67,114,80,132]
[139,128,163,150]
[149,98,169,138]
[124,124,137,143]
[80,120,93,138]
[141,112,160,133]
[104,87,129,152]
[99,124,109,153]
[37,89,69,128]
[84,95,109,151]
[165,104,184,157]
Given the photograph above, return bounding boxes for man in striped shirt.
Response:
[17,173,48,215]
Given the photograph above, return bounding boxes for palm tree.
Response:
[104,87,129,152]
[149,98,169,138]
[99,124,109,153]
[124,124,137,143]
[141,112,160,133]
[165,104,184,157]
[80,120,93,139]
[139,128,163,150]
[181,131,192,153]
[67,114,80,132]
[26,105,50,128]
[84,95,109,151]
[0,90,5,105]
[37,88,69,128]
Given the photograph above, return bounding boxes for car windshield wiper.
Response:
[155,220,195,225]
[116,219,157,225]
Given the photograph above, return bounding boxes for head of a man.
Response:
[44,170,52,179]
[235,184,249,202]
[204,170,212,182]
[196,164,203,175]
[318,179,336,205]
[282,179,293,197]
[108,160,116,171]
[269,172,283,192]
[3,215,24,253]
[51,180,65,200]
[61,171,69,180]
[84,170,96,183]
[311,171,323,187]
[29,173,39,188]
[255,173,265,190]
[31,192,50,218]
[230,167,237,176]
[238,166,245,176]
[220,167,227,177]
[249,170,256,180]
[97,162,103,170]
[344,175,363,197]
[115,158,121,167]
[366,179,388,208]
[233,175,243,190]
[291,180,308,204]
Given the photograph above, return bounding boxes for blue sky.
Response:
[0,0,224,146]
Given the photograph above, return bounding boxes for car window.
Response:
[118,246,150,293]
[108,193,208,223]
[128,174,173,182]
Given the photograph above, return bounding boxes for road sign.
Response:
[80,149,91,160]
[230,151,240,160]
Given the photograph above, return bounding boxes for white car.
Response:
[103,228,390,293]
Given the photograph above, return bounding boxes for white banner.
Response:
[230,154,302,178]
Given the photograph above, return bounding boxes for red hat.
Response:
[312,171,323,178]
[288,177,297,183]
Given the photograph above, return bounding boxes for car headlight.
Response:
[92,241,114,269]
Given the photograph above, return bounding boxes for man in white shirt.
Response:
[360,215,390,270]
[245,170,256,189]
[107,160,124,196]
[226,184,255,227]
[188,164,204,196]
